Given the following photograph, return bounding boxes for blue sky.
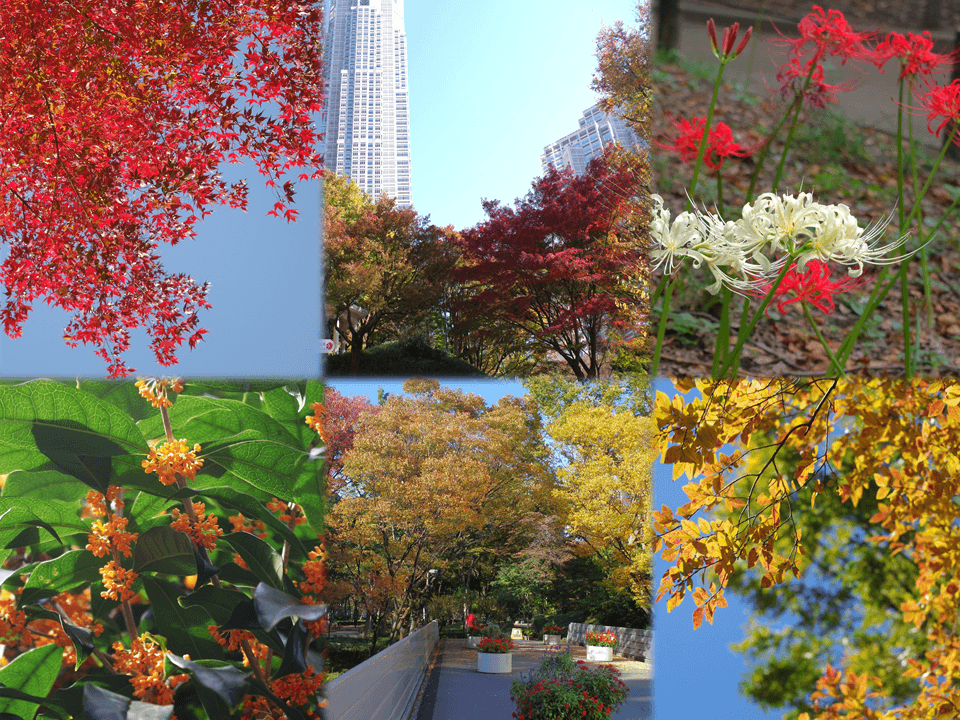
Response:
[652,378,781,720]
[326,377,526,406]
[404,0,637,232]
[0,164,322,380]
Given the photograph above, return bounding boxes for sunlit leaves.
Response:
[658,378,960,719]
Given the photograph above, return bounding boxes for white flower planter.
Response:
[543,634,562,645]
[586,645,614,662]
[477,652,512,674]
[467,636,481,647]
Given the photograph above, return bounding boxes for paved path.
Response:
[414,639,652,720]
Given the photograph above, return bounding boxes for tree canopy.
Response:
[1,1,324,375]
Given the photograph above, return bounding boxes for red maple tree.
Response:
[455,145,648,380]
[0,0,324,376]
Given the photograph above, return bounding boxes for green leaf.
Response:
[76,381,156,423]
[253,583,326,632]
[290,456,325,538]
[180,586,285,655]
[0,381,147,489]
[0,501,91,552]
[222,533,284,590]
[82,683,174,720]
[133,527,195,576]
[165,654,249,712]
[137,396,300,449]
[140,577,223,660]
[22,605,95,670]
[201,440,306,503]
[20,550,103,606]
[0,644,63,719]
[1,470,88,504]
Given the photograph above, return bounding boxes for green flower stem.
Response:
[903,122,959,230]
[716,260,794,380]
[801,301,845,377]
[716,170,726,218]
[727,296,753,380]
[712,285,733,377]
[770,65,818,194]
[686,62,728,210]
[834,262,907,369]
[894,79,913,378]
[903,80,935,331]
[650,278,674,378]
[747,61,817,202]
[650,272,669,307]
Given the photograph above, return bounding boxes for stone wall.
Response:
[326,621,438,720]
[567,623,652,662]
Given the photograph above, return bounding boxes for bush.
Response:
[511,657,630,720]
[326,336,488,376]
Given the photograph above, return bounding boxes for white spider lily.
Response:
[650,194,708,274]
[650,190,911,294]
[735,192,826,257]
[793,202,909,277]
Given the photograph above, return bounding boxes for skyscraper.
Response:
[541,104,643,176]
[322,0,412,207]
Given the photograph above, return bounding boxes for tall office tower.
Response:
[322,0,412,207]
[541,104,642,176]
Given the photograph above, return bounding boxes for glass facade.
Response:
[322,0,412,207]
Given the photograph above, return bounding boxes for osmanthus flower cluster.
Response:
[651,191,907,298]
[0,377,330,719]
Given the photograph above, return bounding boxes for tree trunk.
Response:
[657,0,680,53]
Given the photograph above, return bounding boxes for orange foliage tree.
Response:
[323,379,555,651]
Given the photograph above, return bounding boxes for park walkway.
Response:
[413,639,652,720]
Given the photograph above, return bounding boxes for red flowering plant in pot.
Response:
[477,638,514,654]
[0,376,329,720]
[585,632,619,649]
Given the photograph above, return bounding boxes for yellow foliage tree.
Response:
[655,378,960,719]
[548,402,655,607]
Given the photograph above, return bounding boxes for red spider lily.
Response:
[872,31,957,80]
[775,55,853,108]
[707,18,753,62]
[919,78,960,143]
[753,260,866,315]
[774,5,874,64]
[658,116,753,170]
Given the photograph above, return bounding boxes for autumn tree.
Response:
[324,173,457,371]
[593,0,653,138]
[718,434,930,719]
[654,378,960,720]
[455,146,648,380]
[546,397,655,608]
[1,1,324,376]
[324,379,555,651]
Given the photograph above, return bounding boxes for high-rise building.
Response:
[322,0,412,207]
[541,104,642,176]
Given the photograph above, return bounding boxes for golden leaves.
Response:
[658,378,960,720]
